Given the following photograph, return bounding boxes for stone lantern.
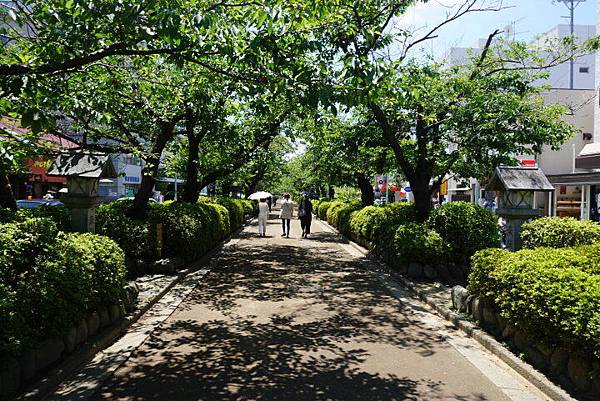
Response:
[47,152,117,233]
[486,166,554,250]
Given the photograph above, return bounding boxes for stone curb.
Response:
[315,216,576,401]
[14,219,252,401]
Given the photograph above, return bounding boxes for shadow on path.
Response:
[92,221,507,401]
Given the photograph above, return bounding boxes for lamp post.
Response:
[487,166,554,250]
[47,152,117,233]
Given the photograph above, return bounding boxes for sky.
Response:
[398,0,597,59]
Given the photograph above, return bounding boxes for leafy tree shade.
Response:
[320,0,586,220]
[299,111,395,206]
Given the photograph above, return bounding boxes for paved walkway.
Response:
[59,215,548,401]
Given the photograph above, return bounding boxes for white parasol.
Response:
[248,191,273,200]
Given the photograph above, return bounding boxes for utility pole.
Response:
[556,0,587,89]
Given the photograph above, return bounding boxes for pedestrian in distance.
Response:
[298,193,313,238]
[280,193,294,238]
[258,198,269,237]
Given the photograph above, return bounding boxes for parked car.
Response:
[16,199,64,208]
[116,197,158,203]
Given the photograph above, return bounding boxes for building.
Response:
[445,24,600,219]
[537,89,596,220]
[0,118,79,199]
[448,24,596,90]
[98,154,144,201]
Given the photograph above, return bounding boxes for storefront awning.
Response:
[575,143,600,170]
[547,172,600,186]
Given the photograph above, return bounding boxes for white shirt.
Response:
[258,202,269,218]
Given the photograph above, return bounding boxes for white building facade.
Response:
[444,24,600,220]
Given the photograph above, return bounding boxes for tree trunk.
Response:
[410,176,432,222]
[0,173,17,210]
[129,122,176,218]
[328,185,335,200]
[182,132,201,203]
[357,174,374,207]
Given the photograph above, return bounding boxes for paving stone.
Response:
[86,312,100,337]
[451,285,469,312]
[35,338,64,371]
[98,306,110,328]
[109,304,121,323]
[568,356,591,391]
[63,326,78,353]
[550,348,569,374]
[407,262,423,278]
[0,357,21,397]
[75,319,88,345]
[18,348,36,382]
[423,265,437,280]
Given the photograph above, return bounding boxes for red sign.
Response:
[27,157,66,184]
[520,159,537,167]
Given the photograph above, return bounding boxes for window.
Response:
[579,67,590,73]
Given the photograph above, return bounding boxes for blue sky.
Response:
[398,0,597,58]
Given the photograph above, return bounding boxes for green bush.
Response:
[240,199,257,217]
[153,202,228,261]
[326,201,361,235]
[384,203,417,226]
[350,206,387,242]
[96,201,158,261]
[317,201,332,220]
[0,227,127,356]
[427,202,499,266]
[209,198,245,232]
[521,217,600,249]
[0,205,70,231]
[469,247,600,357]
[0,218,58,286]
[97,198,244,265]
[394,223,446,265]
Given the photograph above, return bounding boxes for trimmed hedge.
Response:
[97,198,247,266]
[0,219,126,356]
[348,203,417,244]
[212,198,245,231]
[152,201,229,261]
[240,199,257,217]
[96,201,159,261]
[469,247,600,358]
[317,201,332,220]
[0,205,70,231]
[394,223,446,266]
[521,217,600,249]
[326,201,361,236]
[427,202,499,266]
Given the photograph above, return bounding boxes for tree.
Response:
[299,111,394,206]
[318,0,590,220]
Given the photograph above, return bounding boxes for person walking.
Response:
[298,193,313,238]
[258,198,270,237]
[279,193,294,238]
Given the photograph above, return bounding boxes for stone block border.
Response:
[0,284,139,401]
[5,218,253,401]
[315,215,579,401]
[452,286,600,400]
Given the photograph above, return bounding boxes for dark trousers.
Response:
[300,215,312,234]
[281,219,291,235]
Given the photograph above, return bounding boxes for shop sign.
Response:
[125,175,140,183]
[440,179,448,196]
